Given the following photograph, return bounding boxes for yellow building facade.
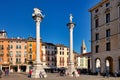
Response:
[27,37,43,65]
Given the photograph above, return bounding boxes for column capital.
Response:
[32,15,43,22]
[67,22,76,29]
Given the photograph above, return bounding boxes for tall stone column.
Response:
[66,14,79,77]
[31,8,47,78]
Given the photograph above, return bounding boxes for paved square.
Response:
[0,73,120,80]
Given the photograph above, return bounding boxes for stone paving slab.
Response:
[0,73,120,80]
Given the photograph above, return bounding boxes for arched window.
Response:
[96,59,101,68]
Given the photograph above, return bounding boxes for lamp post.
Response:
[31,8,47,78]
[66,14,79,77]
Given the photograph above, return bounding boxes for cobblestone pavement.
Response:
[0,73,120,80]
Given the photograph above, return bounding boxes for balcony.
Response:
[16,55,21,57]
[23,62,27,64]
[27,58,33,61]
[106,37,110,41]
[7,53,10,57]
[0,53,4,56]
[7,47,10,50]
[16,62,21,64]
[9,62,13,64]
[9,55,13,57]
[0,47,4,50]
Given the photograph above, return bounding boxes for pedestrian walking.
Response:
[39,71,43,78]
[114,71,118,77]
[6,69,9,76]
[106,70,109,78]
[5,68,7,76]
[0,69,2,78]
[28,69,32,78]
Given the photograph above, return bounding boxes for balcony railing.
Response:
[16,55,21,57]
[0,47,4,50]
[16,62,21,64]
[0,53,4,56]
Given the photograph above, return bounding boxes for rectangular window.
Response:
[60,57,61,66]
[119,58,120,70]
[0,58,3,62]
[19,45,21,49]
[119,7,120,18]
[10,51,13,57]
[106,2,110,7]
[106,13,110,23]
[95,9,99,13]
[30,55,32,60]
[95,33,99,40]
[16,58,18,63]
[95,45,99,53]
[95,18,99,28]
[60,52,61,55]
[10,45,13,49]
[106,42,111,51]
[106,29,110,37]
[16,51,19,56]
[16,45,19,49]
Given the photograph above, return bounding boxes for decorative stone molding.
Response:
[105,8,110,13]
[118,2,120,6]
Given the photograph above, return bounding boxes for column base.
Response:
[31,63,47,78]
[66,64,79,77]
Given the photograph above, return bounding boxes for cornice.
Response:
[89,0,109,12]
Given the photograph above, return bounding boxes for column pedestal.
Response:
[17,65,20,72]
[32,63,47,78]
[66,62,79,77]
[26,65,30,72]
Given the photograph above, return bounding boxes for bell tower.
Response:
[0,30,7,38]
[81,40,87,54]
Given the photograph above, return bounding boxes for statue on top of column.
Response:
[69,13,73,23]
[32,8,43,17]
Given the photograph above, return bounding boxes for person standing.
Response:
[0,69,2,78]
[28,69,32,78]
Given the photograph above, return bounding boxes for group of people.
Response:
[58,70,78,77]
[0,68,9,78]
[28,69,46,78]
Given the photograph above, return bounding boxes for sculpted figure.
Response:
[32,8,44,17]
[70,14,73,23]
[34,8,42,15]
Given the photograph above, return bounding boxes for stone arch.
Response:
[105,56,113,74]
[118,56,120,70]
[95,58,101,73]
[28,61,33,65]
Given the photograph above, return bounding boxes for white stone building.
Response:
[89,0,120,74]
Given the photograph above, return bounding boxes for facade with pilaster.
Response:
[0,30,79,72]
[42,42,57,69]
[56,44,69,68]
[77,40,91,70]
[89,0,120,74]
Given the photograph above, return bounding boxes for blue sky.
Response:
[0,0,100,53]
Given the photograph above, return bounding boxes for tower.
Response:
[0,30,7,38]
[81,40,87,54]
